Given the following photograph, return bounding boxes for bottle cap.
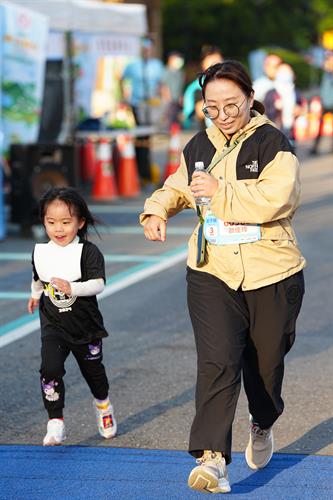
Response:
[195,161,205,169]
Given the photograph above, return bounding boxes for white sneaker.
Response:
[94,399,117,439]
[188,450,231,494]
[245,415,274,469]
[43,418,66,446]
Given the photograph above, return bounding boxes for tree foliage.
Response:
[162,0,332,65]
[312,0,333,33]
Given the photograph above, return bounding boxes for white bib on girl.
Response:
[34,237,83,282]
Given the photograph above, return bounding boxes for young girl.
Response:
[28,187,117,446]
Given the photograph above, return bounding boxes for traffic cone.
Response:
[309,95,322,115]
[308,114,321,140]
[164,122,181,180]
[116,134,140,197]
[293,115,308,142]
[92,138,118,201]
[80,138,96,184]
[308,96,322,140]
[322,112,333,136]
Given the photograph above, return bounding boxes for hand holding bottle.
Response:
[190,162,218,205]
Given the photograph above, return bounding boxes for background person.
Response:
[161,50,185,129]
[141,60,305,494]
[264,63,303,150]
[182,45,223,129]
[310,52,333,155]
[253,53,282,102]
[121,37,164,181]
[28,187,117,446]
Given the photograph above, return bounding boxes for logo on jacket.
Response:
[244,160,258,173]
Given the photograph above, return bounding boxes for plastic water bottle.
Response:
[194,161,211,206]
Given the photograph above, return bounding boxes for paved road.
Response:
[0,138,332,463]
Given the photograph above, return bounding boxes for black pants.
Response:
[187,268,304,464]
[40,337,109,419]
[132,105,151,181]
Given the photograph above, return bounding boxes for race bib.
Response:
[203,210,260,245]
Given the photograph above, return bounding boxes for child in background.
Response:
[28,187,116,446]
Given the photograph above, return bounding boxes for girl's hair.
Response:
[39,187,97,239]
[198,59,265,115]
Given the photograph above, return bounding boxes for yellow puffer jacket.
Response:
[140,113,306,291]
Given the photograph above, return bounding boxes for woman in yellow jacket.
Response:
[140,60,305,494]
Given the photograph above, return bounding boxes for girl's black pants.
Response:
[40,336,109,419]
[187,267,304,464]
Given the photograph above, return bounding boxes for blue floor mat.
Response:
[1,445,332,499]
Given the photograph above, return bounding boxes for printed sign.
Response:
[0,2,49,152]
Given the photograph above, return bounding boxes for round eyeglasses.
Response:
[202,97,247,120]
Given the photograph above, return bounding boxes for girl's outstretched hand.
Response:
[28,297,39,314]
[144,215,167,242]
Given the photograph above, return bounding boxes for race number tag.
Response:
[203,210,260,245]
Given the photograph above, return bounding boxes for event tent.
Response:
[3,0,147,36]
[2,0,149,141]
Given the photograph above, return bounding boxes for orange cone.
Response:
[92,138,118,201]
[116,135,140,197]
[309,96,322,115]
[308,96,322,139]
[164,122,181,180]
[293,115,308,142]
[80,138,96,183]
[322,112,333,136]
[308,114,321,140]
